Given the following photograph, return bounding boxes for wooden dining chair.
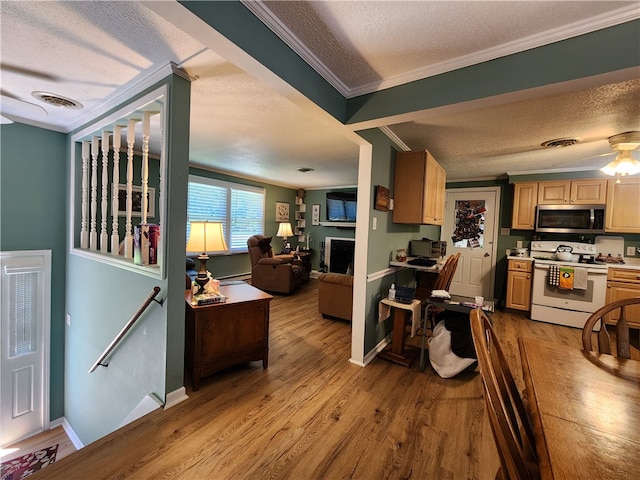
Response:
[470,308,540,480]
[433,253,461,291]
[582,297,640,359]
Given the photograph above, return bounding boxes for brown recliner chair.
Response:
[247,235,305,294]
[318,272,353,321]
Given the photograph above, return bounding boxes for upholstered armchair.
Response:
[317,272,353,321]
[247,235,305,294]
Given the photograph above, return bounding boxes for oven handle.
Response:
[533,264,608,275]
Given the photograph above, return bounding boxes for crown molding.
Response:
[244,2,639,99]
[379,126,411,152]
[67,62,191,133]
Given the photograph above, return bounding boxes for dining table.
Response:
[518,336,640,480]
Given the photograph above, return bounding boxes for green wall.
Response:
[0,123,68,421]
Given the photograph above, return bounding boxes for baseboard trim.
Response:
[350,334,391,367]
[164,386,188,409]
[50,417,84,450]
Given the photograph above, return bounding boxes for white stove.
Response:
[529,241,606,269]
[529,241,607,329]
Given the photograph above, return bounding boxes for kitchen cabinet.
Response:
[511,182,538,230]
[605,267,640,329]
[605,178,640,233]
[393,150,446,225]
[506,259,533,311]
[537,179,606,205]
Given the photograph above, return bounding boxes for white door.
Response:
[0,250,50,447]
[441,187,500,299]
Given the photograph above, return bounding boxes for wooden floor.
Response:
[23,279,583,479]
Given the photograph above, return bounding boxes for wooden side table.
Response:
[377,298,422,367]
[295,250,313,281]
[184,283,273,390]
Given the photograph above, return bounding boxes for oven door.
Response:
[531,263,607,327]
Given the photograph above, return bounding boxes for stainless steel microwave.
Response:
[535,204,606,234]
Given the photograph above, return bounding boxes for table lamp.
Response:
[186,221,227,294]
[276,222,294,253]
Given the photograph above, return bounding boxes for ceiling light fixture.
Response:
[32,91,83,109]
[297,167,314,173]
[601,131,640,183]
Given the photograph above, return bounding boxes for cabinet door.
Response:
[506,270,532,311]
[570,179,606,204]
[511,182,538,230]
[538,181,570,204]
[605,281,640,329]
[606,178,640,233]
[423,153,445,225]
[393,151,426,223]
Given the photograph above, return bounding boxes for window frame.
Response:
[186,174,266,255]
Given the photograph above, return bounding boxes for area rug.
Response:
[0,445,58,480]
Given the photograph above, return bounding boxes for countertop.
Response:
[506,250,640,270]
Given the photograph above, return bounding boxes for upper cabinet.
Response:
[537,179,607,205]
[393,150,446,225]
[512,182,538,230]
[605,177,640,233]
[512,177,640,233]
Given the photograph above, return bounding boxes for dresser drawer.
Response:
[508,259,532,273]
[608,268,640,284]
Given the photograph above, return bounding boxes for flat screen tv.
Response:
[326,191,356,222]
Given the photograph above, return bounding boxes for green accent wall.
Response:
[0,123,68,421]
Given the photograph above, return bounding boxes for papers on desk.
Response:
[461,302,492,311]
[431,290,451,300]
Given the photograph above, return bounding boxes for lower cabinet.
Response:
[606,267,640,329]
[506,259,533,311]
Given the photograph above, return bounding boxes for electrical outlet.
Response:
[66,313,71,326]
[628,246,636,256]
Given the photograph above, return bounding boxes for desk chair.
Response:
[582,297,640,359]
[425,253,461,329]
[470,308,540,480]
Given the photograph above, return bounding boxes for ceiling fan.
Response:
[551,131,640,179]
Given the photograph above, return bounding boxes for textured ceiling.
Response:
[1,1,639,187]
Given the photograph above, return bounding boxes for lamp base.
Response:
[194,253,210,295]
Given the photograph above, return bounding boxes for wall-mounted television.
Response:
[326,191,357,222]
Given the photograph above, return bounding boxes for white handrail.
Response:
[89,286,162,373]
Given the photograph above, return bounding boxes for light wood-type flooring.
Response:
[23,279,583,479]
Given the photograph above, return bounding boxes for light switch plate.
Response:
[627,246,636,256]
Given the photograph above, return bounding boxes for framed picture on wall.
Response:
[275,201,289,222]
[374,185,390,211]
[118,185,155,218]
[312,204,320,225]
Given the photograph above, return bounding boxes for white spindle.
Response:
[81,141,90,249]
[141,112,150,225]
[90,136,100,250]
[111,125,121,255]
[124,119,135,258]
[100,130,110,253]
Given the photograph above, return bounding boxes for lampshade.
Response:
[600,150,640,178]
[186,221,228,253]
[276,222,294,238]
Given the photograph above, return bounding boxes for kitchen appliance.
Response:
[530,240,607,328]
[535,204,605,234]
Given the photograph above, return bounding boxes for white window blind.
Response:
[187,175,265,253]
[7,271,39,358]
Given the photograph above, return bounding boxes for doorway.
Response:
[441,187,500,299]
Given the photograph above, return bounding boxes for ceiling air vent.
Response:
[32,91,83,109]
[541,137,580,148]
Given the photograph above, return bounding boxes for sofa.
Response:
[317,272,353,321]
[247,235,305,294]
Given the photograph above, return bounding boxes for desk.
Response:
[390,257,441,302]
[185,283,273,390]
[421,296,494,371]
[519,337,640,479]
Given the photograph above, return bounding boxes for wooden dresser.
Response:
[185,283,273,390]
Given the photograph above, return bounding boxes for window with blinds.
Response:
[187,175,265,253]
[8,271,39,358]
